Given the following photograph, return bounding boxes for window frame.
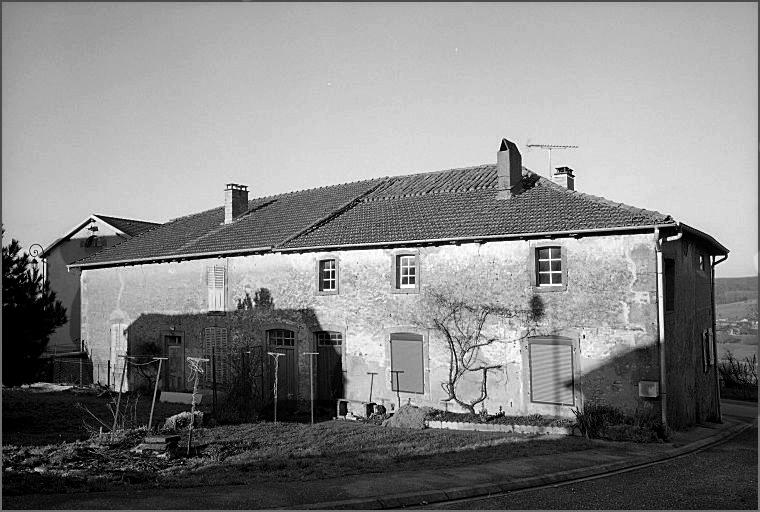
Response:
[391,250,421,294]
[529,243,568,292]
[315,331,343,346]
[316,255,340,295]
[267,328,296,347]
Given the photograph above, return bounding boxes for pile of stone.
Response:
[132,434,180,454]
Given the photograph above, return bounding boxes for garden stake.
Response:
[147,357,167,432]
[390,370,404,410]
[267,352,285,424]
[367,372,378,403]
[185,357,209,456]
[111,354,128,433]
[304,352,318,425]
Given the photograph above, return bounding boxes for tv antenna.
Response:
[526,144,578,175]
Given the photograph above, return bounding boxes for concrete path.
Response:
[4,400,757,510]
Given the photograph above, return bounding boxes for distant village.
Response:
[716,318,759,337]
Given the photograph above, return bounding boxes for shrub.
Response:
[718,351,758,401]
[572,402,669,442]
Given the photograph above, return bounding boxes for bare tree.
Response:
[418,289,543,415]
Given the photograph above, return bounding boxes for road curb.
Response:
[292,419,756,510]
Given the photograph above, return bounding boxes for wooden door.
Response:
[267,329,297,404]
[316,332,343,400]
[109,323,128,391]
[165,336,184,392]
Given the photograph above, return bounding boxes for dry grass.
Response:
[2,390,596,496]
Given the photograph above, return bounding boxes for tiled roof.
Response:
[94,215,161,237]
[71,165,676,268]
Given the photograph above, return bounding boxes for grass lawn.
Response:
[2,389,597,496]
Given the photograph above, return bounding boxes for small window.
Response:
[315,331,343,346]
[268,329,295,346]
[390,332,424,393]
[536,247,562,286]
[698,254,708,273]
[394,254,419,290]
[664,258,675,312]
[318,259,338,293]
[207,265,226,311]
[702,329,713,372]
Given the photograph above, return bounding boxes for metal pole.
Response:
[304,352,318,425]
[367,372,377,403]
[390,370,404,410]
[147,358,167,431]
[112,355,127,432]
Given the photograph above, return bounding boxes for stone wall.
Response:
[81,233,662,419]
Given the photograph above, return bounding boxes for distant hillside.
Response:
[715,276,758,305]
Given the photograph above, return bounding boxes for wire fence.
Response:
[37,357,112,387]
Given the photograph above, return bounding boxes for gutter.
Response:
[654,225,683,429]
[68,246,272,270]
[711,253,729,422]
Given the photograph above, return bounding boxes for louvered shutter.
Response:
[110,323,128,391]
[207,265,226,311]
[203,326,230,386]
[529,343,574,405]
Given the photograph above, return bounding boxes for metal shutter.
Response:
[529,343,574,405]
[390,333,424,393]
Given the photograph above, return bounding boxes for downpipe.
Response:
[711,253,729,422]
[655,226,683,429]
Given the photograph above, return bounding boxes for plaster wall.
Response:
[82,233,661,418]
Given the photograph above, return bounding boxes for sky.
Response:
[2,2,757,278]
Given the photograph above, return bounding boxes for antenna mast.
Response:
[526,144,578,175]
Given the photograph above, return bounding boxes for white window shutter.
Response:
[207,265,226,311]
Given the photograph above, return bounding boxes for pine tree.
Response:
[2,231,67,385]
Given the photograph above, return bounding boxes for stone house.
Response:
[40,214,159,355]
[69,139,728,429]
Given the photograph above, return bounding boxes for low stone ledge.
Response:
[425,420,574,436]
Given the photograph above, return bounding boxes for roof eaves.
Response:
[68,245,272,270]
[277,223,678,253]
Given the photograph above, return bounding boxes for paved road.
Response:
[425,425,758,510]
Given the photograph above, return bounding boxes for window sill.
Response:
[316,290,339,296]
[207,311,227,316]
[531,284,567,293]
[392,287,420,295]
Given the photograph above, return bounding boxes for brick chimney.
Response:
[552,167,575,191]
[224,183,248,224]
[496,138,523,199]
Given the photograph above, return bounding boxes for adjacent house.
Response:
[41,214,160,355]
[69,139,728,429]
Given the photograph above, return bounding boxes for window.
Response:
[315,331,343,346]
[318,258,338,293]
[390,332,424,393]
[698,254,708,273]
[664,258,675,312]
[268,329,295,346]
[392,253,420,292]
[527,337,575,406]
[536,247,562,286]
[203,327,229,385]
[702,329,713,373]
[207,265,226,311]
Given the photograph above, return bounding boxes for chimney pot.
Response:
[496,138,523,199]
[552,167,575,191]
[225,183,249,224]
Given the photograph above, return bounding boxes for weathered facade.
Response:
[71,138,728,428]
